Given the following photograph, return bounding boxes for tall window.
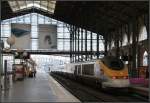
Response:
[122,34,128,46]
[139,26,147,41]
[111,41,114,49]
[143,51,148,66]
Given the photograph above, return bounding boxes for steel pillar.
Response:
[77,28,80,62]
[72,26,75,62]
[70,25,73,63]
[90,31,93,60]
[104,34,108,56]
[131,19,138,77]
[96,34,99,59]
[85,30,87,61]
[74,26,77,62]
[81,28,83,62]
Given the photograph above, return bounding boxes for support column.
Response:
[72,26,75,63]
[127,23,132,77]
[81,29,83,62]
[4,60,9,90]
[96,34,99,59]
[104,34,108,56]
[116,31,120,58]
[90,31,93,60]
[70,25,73,63]
[132,19,138,77]
[85,30,87,61]
[74,26,77,62]
[77,28,80,62]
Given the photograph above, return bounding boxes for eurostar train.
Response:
[64,56,130,88]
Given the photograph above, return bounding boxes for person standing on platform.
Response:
[33,68,36,77]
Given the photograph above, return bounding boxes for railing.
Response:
[129,78,149,87]
[3,49,105,55]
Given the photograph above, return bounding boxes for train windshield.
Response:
[101,56,124,70]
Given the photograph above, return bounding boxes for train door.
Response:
[94,61,101,77]
[78,65,81,75]
[81,64,83,75]
[74,65,78,75]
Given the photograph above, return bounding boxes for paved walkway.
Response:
[1,70,80,102]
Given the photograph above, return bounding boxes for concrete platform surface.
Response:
[0,71,80,102]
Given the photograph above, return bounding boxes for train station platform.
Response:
[129,78,149,97]
[0,70,80,102]
[129,85,149,97]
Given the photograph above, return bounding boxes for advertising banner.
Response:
[11,23,31,49]
[38,24,57,49]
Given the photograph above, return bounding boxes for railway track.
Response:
[50,73,117,102]
[50,73,148,102]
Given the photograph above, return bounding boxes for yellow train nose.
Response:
[120,72,123,75]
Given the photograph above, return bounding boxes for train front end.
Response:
[99,56,130,88]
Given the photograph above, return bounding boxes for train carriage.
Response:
[64,56,130,88]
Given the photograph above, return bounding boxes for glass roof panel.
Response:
[50,1,56,4]
[48,2,55,9]
[26,1,33,8]
[13,7,20,11]
[33,3,41,8]
[41,1,48,7]
[18,1,25,6]
[8,0,56,14]
[18,1,26,9]
[9,1,17,6]
[34,1,40,4]
[8,1,18,12]
[40,6,48,11]
[26,1,33,4]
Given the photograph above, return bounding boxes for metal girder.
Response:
[99,7,127,24]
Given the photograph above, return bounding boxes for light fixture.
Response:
[17,48,23,53]
[3,36,15,53]
[23,51,28,57]
[7,36,15,46]
[4,47,11,52]
[14,52,19,56]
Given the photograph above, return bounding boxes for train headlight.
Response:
[123,76,128,79]
[112,76,116,79]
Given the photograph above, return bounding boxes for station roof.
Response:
[7,0,56,14]
[1,0,149,35]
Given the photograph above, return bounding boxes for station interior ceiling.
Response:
[1,1,149,36]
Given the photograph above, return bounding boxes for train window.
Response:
[110,60,124,70]
[102,56,124,70]
[82,64,94,75]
